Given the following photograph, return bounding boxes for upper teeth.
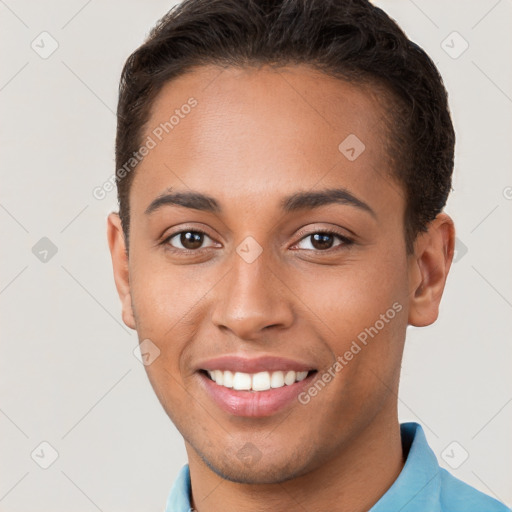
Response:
[206,370,309,391]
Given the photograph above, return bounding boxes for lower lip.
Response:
[197,371,317,417]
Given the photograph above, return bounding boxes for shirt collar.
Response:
[165,422,440,512]
[164,463,192,512]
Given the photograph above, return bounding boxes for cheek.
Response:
[291,254,406,339]
[129,262,205,415]
[289,251,408,401]
[129,254,208,334]
[292,263,407,420]
[128,260,205,386]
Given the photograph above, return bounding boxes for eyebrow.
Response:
[144,187,376,218]
[281,188,376,218]
[145,190,221,215]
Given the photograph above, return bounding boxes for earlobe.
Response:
[107,213,136,330]
[408,213,455,327]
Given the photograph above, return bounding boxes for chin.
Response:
[200,449,313,485]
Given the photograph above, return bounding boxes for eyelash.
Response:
[293,228,354,252]
[162,228,354,254]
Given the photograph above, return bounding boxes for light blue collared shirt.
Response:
[165,422,510,511]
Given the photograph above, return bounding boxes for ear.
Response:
[407,213,455,327]
[107,212,136,330]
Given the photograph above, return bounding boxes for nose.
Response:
[210,248,294,341]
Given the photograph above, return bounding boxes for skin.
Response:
[107,64,455,512]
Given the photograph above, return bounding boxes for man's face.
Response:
[113,65,416,483]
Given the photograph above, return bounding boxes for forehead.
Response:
[130,64,401,217]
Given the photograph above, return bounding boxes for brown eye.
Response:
[180,231,203,249]
[310,233,335,250]
[166,230,215,251]
[295,231,352,251]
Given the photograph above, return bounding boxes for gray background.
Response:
[1,0,511,510]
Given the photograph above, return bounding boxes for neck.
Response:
[186,408,404,512]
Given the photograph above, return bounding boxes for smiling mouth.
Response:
[200,369,318,392]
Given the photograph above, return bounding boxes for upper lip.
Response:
[196,355,316,374]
